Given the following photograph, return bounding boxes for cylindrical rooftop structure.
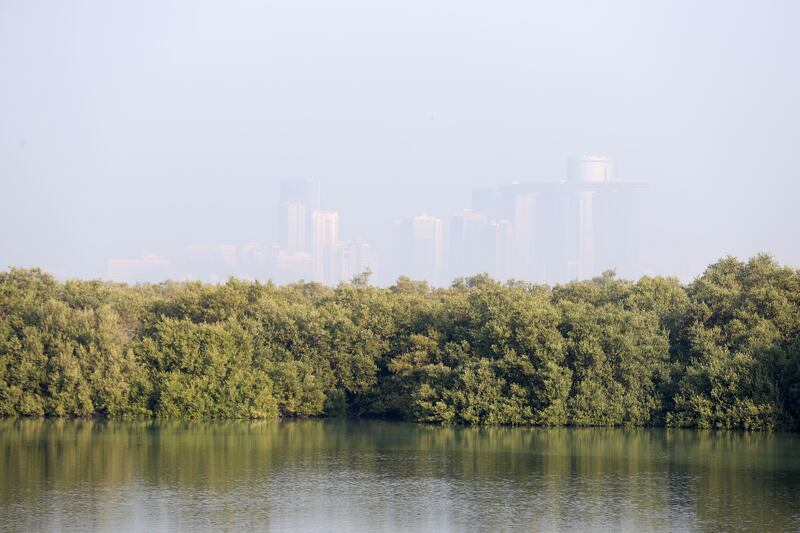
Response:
[568,155,616,183]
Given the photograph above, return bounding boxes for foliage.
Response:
[0,255,798,430]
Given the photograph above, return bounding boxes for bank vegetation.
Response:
[1,255,798,430]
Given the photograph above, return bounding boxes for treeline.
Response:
[1,255,798,430]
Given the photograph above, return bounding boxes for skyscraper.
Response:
[488,184,537,280]
[337,240,378,284]
[278,179,320,253]
[449,209,489,280]
[278,202,306,252]
[274,179,320,283]
[392,214,443,285]
[489,218,513,281]
[564,155,615,280]
[312,211,339,285]
[511,191,536,280]
[477,156,645,284]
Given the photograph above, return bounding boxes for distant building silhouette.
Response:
[450,210,488,280]
[278,179,320,253]
[392,214,443,285]
[274,179,320,282]
[337,240,378,284]
[312,211,339,285]
[272,179,379,286]
[490,218,513,281]
[278,202,307,252]
[449,210,512,281]
[476,156,646,284]
[184,244,239,283]
[271,246,312,283]
[107,158,643,286]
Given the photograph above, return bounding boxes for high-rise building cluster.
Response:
[271,179,377,285]
[390,214,444,285]
[108,156,644,286]
[382,156,645,286]
[457,156,646,285]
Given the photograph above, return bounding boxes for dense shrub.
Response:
[0,255,798,430]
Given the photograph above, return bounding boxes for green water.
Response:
[1,419,798,532]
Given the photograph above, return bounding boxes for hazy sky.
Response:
[1,0,798,281]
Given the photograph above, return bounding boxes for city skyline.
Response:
[102,155,648,287]
[4,1,799,284]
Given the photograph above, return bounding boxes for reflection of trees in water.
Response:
[1,420,798,530]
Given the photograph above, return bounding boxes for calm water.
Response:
[1,420,799,532]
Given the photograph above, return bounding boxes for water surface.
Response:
[1,419,798,531]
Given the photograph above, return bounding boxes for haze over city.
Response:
[2,3,800,530]
[2,0,799,285]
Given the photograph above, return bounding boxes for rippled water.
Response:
[1,419,798,532]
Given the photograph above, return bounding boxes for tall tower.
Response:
[512,192,535,280]
[450,210,488,279]
[412,214,443,284]
[278,202,306,252]
[450,209,513,281]
[392,214,443,285]
[566,156,615,280]
[485,156,645,284]
[495,219,513,281]
[278,179,320,253]
[337,240,378,284]
[312,211,339,285]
